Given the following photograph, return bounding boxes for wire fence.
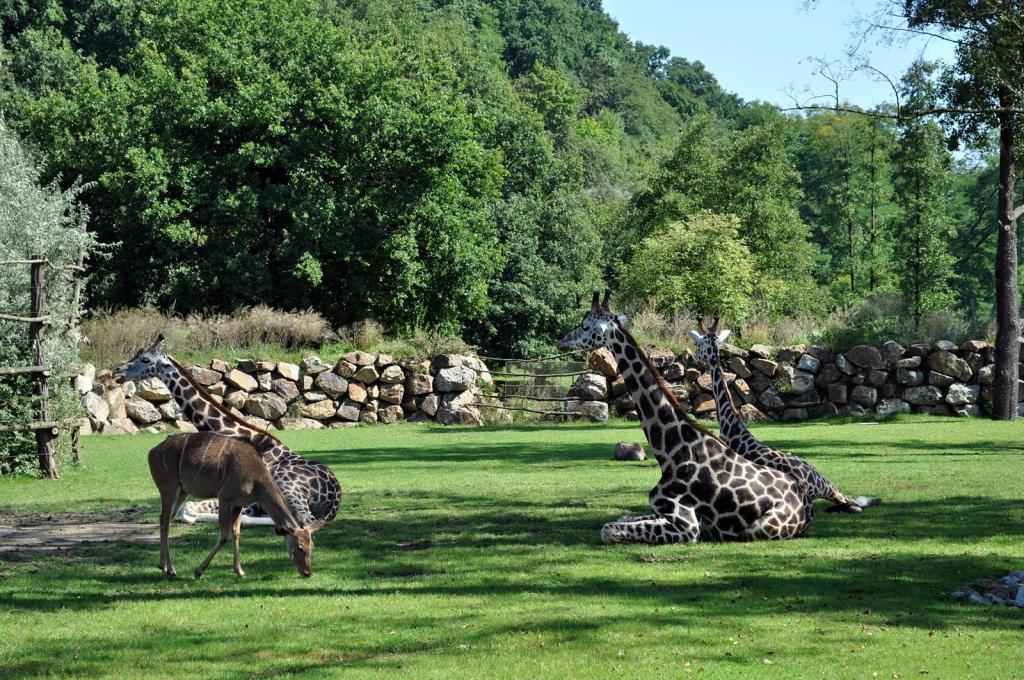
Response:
[475,351,593,421]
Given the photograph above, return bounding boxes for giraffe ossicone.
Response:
[115,335,342,528]
[558,291,813,544]
[691,317,880,513]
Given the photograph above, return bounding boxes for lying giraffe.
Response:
[690,318,880,513]
[116,336,341,527]
[558,292,812,543]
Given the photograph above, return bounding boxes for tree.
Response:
[898,0,1024,419]
[618,212,756,322]
[890,62,958,331]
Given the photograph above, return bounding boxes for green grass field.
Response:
[1,417,1022,678]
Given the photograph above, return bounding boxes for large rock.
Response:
[569,372,606,403]
[435,365,476,393]
[782,367,815,394]
[378,405,405,424]
[945,383,980,406]
[876,399,911,417]
[896,356,922,369]
[375,353,395,369]
[353,365,380,384]
[573,400,609,422]
[748,344,774,359]
[237,359,258,373]
[225,390,248,410]
[868,369,889,387]
[406,373,433,396]
[846,345,884,369]
[728,357,752,379]
[828,383,848,404]
[880,341,906,365]
[158,400,183,420]
[692,393,716,413]
[647,348,674,368]
[378,382,405,405]
[301,355,330,375]
[102,417,139,435]
[738,404,768,422]
[210,359,229,373]
[927,351,972,382]
[960,339,989,353]
[781,408,808,422]
[278,416,324,430]
[315,372,349,398]
[436,390,482,425]
[272,378,300,403]
[335,360,357,379]
[347,382,368,403]
[750,357,779,376]
[419,394,440,417]
[903,385,944,406]
[928,372,954,389]
[796,354,821,374]
[379,365,405,384]
[696,372,714,391]
[835,354,856,376]
[190,366,222,386]
[433,354,462,369]
[125,397,161,424]
[344,351,376,367]
[778,344,806,364]
[760,388,785,410]
[82,391,110,424]
[276,362,301,381]
[296,399,336,420]
[245,393,288,421]
[851,385,877,407]
[224,369,258,392]
[815,362,842,388]
[978,364,995,385]
[136,377,172,402]
[932,340,959,352]
[104,387,128,420]
[336,400,362,421]
[588,348,617,377]
[897,368,924,386]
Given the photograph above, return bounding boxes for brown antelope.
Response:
[148,432,325,579]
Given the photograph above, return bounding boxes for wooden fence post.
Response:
[30,258,59,479]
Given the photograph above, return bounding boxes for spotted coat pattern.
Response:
[557,295,812,544]
[692,326,862,513]
[117,344,340,526]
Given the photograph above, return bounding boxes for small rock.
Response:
[419,394,440,417]
[614,442,646,461]
[851,385,877,407]
[738,403,767,421]
[573,400,609,422]
[876,399,910,417]
[315,372,349,398]
[378,383,405,405]
[928,372,954,389]
[728,357,752,378]
[271,378,300,403]
[125,397,161,424]
[436,390,481,425]
[82,391,110,424]
[435,365,476,393]
[210,359,229,373]
[748,344,774,359]
[932,340,959,352]
[750,357,779,376]
[336,400,361,421]
[897,368,924,386]
[781,408,808,422]
[354,365,380,383]
[927,351,972,381]
[136,377,172,402]
[903,385,944,406]
[796,354,821,374]
[296,399,336,420]
[945,383,980,405]
[433,354,462,369]
[375,353,395,369]
[406,373,433,395]
[158,400,183,420]
[347,382,368,404]
[335,360,357,379]
[278,416,324,430]
[828,383,847,404]
[378,405,405,424]
[845,345,884,369]
[344,351,376,367]
[245,393,288,421]
[379,365,405,384]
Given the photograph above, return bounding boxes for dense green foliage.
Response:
[1,419,1022,676]
[0,0,1018,355]
[0,121,96,474]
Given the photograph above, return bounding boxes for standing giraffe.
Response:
[689,318,879,513]
[116,336,341,527]
[557,291,813,544]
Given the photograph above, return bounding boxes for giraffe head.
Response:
[115,334,172,383]
[556,290,624,352]
[689,317,730,368]
[282,520,326,577]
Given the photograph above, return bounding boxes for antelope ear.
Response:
[688,330,703,344]
[306,519,326,533]
[718,330,731,343]
[275,526,291,536]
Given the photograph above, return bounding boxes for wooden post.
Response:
[72,425,81,465]
[30,258,59,479]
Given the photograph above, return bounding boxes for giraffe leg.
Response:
[602,505,700,545]
[742,502,807,541]
[615,513,658,523]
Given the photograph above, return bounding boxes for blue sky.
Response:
[602,0,956,109]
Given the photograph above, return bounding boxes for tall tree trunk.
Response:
[868,143,878,291]
[993,88,1019,420]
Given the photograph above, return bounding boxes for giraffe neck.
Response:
[152,360,294,467]
[608,326,712,467]
[707,346,749,445]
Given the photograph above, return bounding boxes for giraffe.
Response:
[557,291,813,544]
[689,317,880,513]
[115,335,341,527]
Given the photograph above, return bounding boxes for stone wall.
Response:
[78,352,493,434]
[571,339,1009,422]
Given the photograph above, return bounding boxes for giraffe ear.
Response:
[617,314,627,325]
[590,291,601,312]
[601,288,612,310]
[150,333,165,351]
[688,330,703,344]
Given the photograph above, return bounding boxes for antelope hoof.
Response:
[194,569,203,580]
[166,570,178,580]
[235,569,246,578]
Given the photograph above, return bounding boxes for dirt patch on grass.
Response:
[0,507,160,553]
